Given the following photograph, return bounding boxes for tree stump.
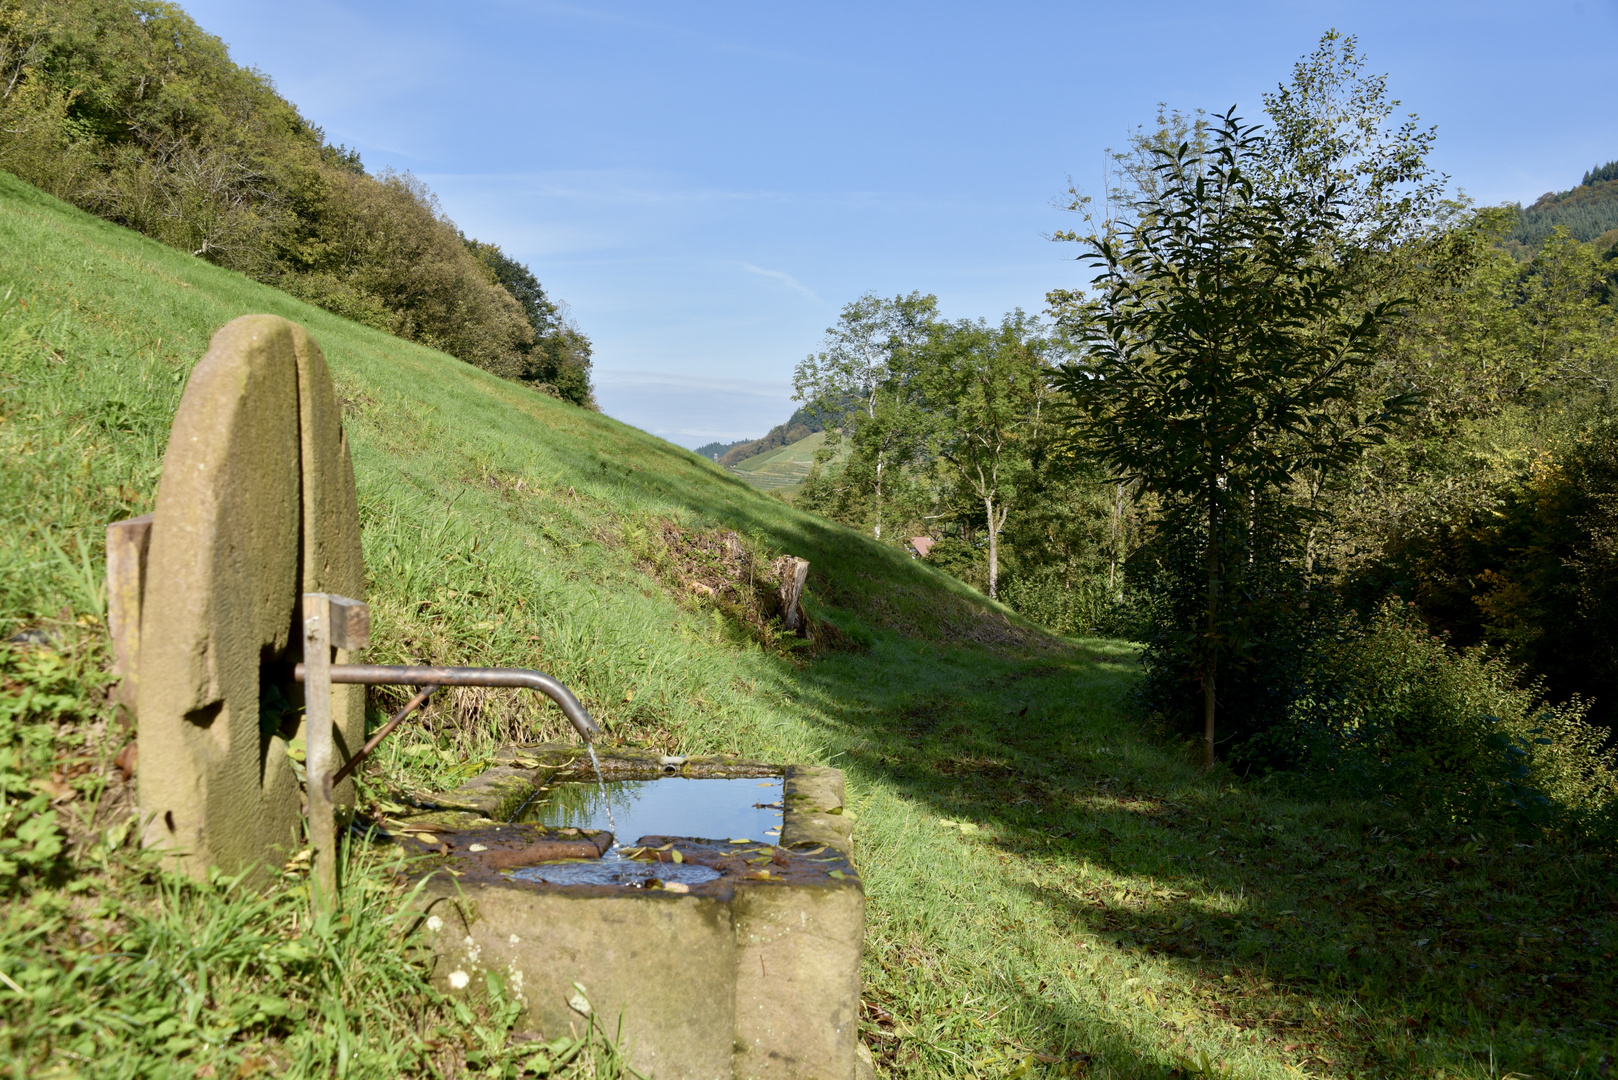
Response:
[774,556,811,636]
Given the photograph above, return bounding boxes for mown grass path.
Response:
[2,170,1613,1078]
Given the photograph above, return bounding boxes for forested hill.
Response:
[694,437,753,461]
[716,405,826,468]
[1508,158,1618,251]
[0,0,595,407]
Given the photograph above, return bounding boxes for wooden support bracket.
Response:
[105,514,153,713]
[301,592,369,900]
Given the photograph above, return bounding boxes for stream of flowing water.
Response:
[586,743,618,846]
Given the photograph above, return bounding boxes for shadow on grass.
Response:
[782,637,1617,1079]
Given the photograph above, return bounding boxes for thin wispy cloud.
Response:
[741,263,819,301]
[593,369,794,446]
[594,369,790,395]
[189,0,1615,441]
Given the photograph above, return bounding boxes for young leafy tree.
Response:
[1053,108,1408,768]
[793,293,937,539]
[918,311,1052,600]
[1258,30,1445,259]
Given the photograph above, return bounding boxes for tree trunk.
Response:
[1203,490,1219,770]
[1110,483,1124,598]
[873,450,884,539]
[985,496,998,599]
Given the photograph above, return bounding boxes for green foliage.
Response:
[1375,219,1618,434]
[793,294,1080,611]
[996,563,1129,637]
[0,644,83,891]
[793,292,939,541]
[1258,29,1444,259]
[1584,160,1618,187]
[912,311,1052,600]
[466,238,595,408]
[1053,107,1409,764]
[1510,175,1618,250]
[994,456,1142,636]
[1278,604,1618,838]
[0,0,594,402]
[1363,421,1618,732]
[6,154,1618,1080]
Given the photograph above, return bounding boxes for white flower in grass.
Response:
[448,970,470,990]
[425,915,443,932]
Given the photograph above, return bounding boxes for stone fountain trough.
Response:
[393,748,865,1080]
[113,316,869,1080]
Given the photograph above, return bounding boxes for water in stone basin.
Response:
[509,859,723,886]
[520,776,784,845]
[508,776,785,887]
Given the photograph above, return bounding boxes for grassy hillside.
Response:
[730,430,839,492]
[3,170,1616,1079]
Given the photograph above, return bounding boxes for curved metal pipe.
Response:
[293,663,601,742]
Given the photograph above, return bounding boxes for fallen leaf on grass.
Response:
[36,777,73,801]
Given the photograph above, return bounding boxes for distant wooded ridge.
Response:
[1508,159,1618,251]
[694,438,751,462]
[695,407,827,468]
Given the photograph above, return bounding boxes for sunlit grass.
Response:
[2,168,1614,1079]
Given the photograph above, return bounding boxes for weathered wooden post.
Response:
[775,555,810,635]
[105,514,152,713]
[300,592,369,897]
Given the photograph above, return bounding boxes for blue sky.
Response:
[183,0,1617,448]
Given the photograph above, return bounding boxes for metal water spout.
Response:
[293,656,603,783]
[292,592,601,894]
[288,592,602,785]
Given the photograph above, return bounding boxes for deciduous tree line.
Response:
[0,0,594,406]
[795,32,1618,836]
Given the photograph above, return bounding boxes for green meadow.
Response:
[2,170,1614,1078]
[729,431,836,492]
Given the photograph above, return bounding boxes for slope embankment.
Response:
[4,170,1613,1079]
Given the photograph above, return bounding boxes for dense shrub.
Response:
[996,563,1147,638]
[0,0,592,401]
[1275,604,1618,838]
[1124,493,1339,770]
[1363,422,1618,730]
